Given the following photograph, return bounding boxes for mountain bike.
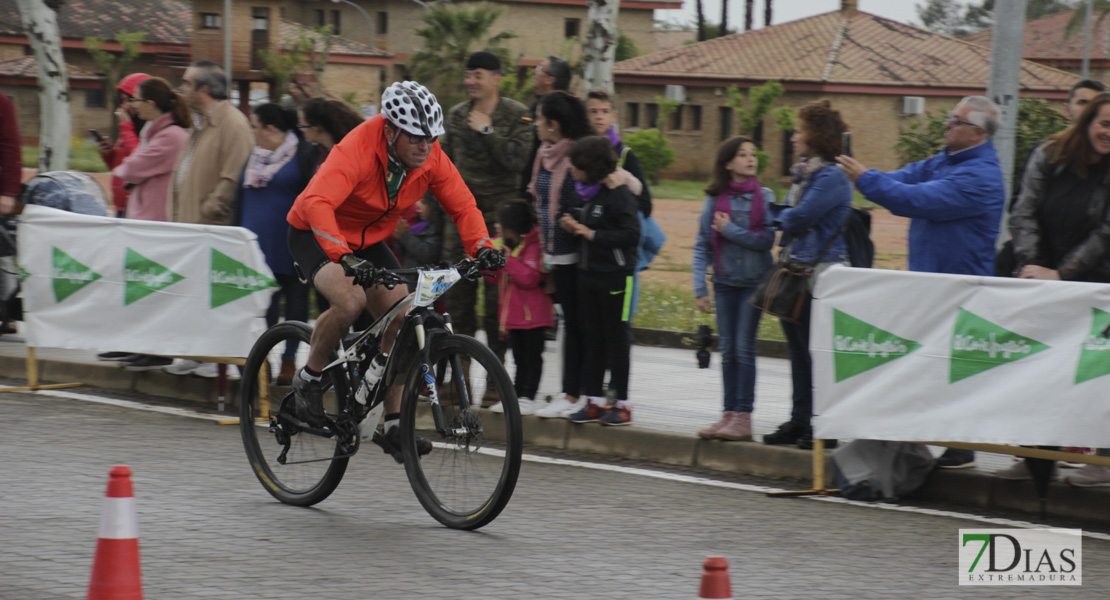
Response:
[239,257,522,530]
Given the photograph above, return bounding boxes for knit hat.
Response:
[117,73,151,96]
[465,51,502,73]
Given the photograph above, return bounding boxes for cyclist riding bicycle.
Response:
[286,80,505,456]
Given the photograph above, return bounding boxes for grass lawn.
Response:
[651,177,875,209]
[22,142,109,172]
[633,279,785,341]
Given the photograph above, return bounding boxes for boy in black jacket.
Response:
[558,136,641,426]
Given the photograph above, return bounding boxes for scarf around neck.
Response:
[528,138,573,242]
[786,156,829,206]
[575,180,602,203]
[244,131,299,188]
[712,178,765,271]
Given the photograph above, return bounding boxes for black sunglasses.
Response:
[402,133,437,145]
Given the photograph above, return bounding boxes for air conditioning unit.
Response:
[902,96,925,115]
[665,85,686,103]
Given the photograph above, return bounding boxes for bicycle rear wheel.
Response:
[240,321,352,506]
[400,334,522,529]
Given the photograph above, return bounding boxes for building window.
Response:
[85,86,105,108]
[201,13,221,30]
[647,103,659,129]
[252,7,269,31]
[781,129,795,176]
[331,10,341,35]
[377,11,388,35]
[752,120,764,147]
[719,107,732,141]
[627,103,639,128]
[690,105,702,131]
[316,9,325,27]
[565,18,580,39]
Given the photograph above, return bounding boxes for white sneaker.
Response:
[192,362,240,380]
[518,397,535,416]
[535,395,584,418]
[164,359,200,375]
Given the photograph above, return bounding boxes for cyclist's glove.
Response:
[477,246,505,272]
[340,253,376,287]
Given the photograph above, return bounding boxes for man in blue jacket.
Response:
[836,95,1005,469]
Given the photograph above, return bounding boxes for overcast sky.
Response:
[655,0,921,29]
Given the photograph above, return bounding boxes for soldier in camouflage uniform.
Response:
[441,51,534,364]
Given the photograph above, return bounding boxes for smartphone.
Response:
[842,131,852,157]
[88,129,104,143]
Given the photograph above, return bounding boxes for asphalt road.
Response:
[4,389,1110,599]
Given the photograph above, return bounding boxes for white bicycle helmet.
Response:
[380,81,445,138]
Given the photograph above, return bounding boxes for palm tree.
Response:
[410,3,517,110]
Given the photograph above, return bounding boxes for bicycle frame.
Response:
[322,263,480,441]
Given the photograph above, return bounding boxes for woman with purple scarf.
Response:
[692,136,775,442]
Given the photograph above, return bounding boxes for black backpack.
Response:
[844,208,874,268]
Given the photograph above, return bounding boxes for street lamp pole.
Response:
[331,0,376,50]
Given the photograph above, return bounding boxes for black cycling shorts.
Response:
[287,226,400,286]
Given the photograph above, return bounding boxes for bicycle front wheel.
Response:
[400,334,522,529]
[240,321,352,506]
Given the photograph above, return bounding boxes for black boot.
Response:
[763,421,811,445]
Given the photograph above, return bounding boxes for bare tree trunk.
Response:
[584,0,619,92]
[696,0,706,41]
[764,0,773,27]
[15,0,70,172]
[744,0,754,31]
[721,0,729,37]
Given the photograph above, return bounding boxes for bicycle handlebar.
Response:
[359,257,487,289]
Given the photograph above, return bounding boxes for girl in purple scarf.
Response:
[691,136,775,442]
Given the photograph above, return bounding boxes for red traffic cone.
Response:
[698,555,732,600]
[87,466,143,600]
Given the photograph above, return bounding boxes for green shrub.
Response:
[624,129,675,184]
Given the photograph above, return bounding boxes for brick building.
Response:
[0,0,389,142]
[963,8,1110,83]
[613,0,1079,181]
[280,0,679,85]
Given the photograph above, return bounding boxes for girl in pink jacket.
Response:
[492,200,554,416]
[112,77,191,222]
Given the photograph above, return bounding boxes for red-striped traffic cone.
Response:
[87,466,143,600]
[698,555,732,599]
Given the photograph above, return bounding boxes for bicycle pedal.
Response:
[370,431,404,464]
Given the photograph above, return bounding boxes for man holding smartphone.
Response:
[835,95,1006,470]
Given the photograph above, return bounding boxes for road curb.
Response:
[6,355,1110,525]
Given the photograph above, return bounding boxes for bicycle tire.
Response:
[240,321,352,506]
[399,334,522,529]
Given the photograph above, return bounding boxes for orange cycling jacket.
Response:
[287,115,493,262]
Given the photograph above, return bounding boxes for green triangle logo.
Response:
[51,246,101,302]
[950,308,1050,383]
[18,263,29,282]
[832,309,922,382]
[1075,308,1110,384]
[210,249,276,308]
[123,248,185,306]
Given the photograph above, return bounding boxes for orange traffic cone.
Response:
[698,555,732,600]
[87,466,143,600]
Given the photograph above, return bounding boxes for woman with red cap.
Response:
[97,72,150,217]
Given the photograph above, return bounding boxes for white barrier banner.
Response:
[812,265,1110,447]
[17,205,276,357]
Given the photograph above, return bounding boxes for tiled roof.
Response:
[0,0,192,45]
[962,9,1104,61]
[0,55,99,80]
[278,20,392,58]
[615,10,1078,92]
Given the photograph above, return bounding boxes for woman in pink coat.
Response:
[112,77,191,222]
[493,200,555,416]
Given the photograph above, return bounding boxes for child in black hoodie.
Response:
[558,136,641,426]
